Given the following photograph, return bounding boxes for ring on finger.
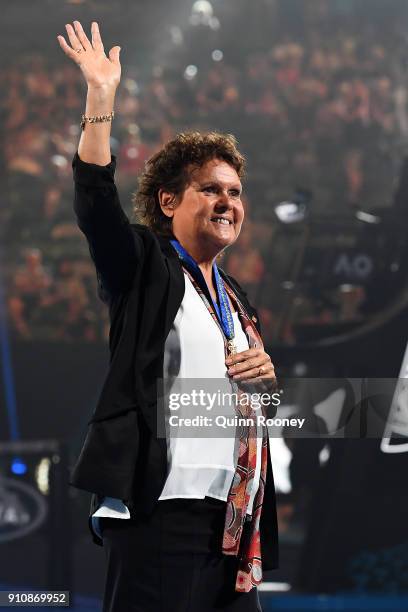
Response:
[75,48,83,53]
[258,366,265,377]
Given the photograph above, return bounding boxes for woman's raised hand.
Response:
[57,21,121,91]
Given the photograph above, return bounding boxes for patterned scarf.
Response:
[182,267,269,593]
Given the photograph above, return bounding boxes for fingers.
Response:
[237,358,277,389]
[57,35,82,63]
[227,348,271,376]
[232,360,274,382]
[58,21,107,65]
[108,46,121,65]
[225,347,260,366]
[64,23,85,53]
[72,20,92,51]
[227,347,276,382]
[91,21,104,52]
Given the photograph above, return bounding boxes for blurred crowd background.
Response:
[2,0,408,345]
[3,1,408,606]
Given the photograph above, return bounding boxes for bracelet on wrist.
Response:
[80,110,115,131]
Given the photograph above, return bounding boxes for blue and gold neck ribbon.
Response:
[170,239,236,350]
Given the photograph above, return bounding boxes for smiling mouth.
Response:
[211,218,233,226]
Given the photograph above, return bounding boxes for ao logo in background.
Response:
[334,253,374,280]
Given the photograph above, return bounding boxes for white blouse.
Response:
[92,273,262,538]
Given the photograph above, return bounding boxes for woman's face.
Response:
[161,158,244,261]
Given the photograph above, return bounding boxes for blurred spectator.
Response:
[8,248,53,339]
[225,221,265,303]
[2,3,405,342]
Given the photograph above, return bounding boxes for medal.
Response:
[227,339,238,355]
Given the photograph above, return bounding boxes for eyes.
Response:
[201,184,241,198]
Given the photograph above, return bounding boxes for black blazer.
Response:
[70,152,279,570]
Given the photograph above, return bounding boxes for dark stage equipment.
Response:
[0,440,71,592]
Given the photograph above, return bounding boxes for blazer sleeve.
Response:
[72,151,143,302]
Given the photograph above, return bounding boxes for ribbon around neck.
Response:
[170,239,235,343]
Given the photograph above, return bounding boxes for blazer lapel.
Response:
[158,235,185,341]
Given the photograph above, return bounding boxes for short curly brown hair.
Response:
[131,130,246,236]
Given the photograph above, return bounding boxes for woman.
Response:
[58,20,279,612]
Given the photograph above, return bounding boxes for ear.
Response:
[158,188,177,218]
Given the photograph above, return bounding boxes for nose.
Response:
[215,189,234,210]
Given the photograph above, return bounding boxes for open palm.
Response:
[57,21,121,90]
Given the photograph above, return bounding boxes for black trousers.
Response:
[100,497,263,612]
